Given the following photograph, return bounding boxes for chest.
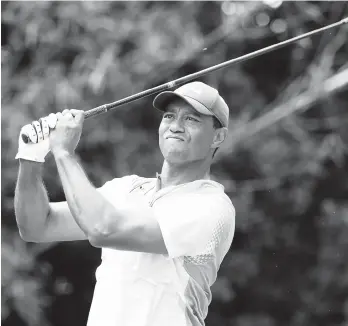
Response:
[96,248,183,287]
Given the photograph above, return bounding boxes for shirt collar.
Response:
[154,172,224,192]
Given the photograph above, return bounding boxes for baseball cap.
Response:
[153,81,229,128]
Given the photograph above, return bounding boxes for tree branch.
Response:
[219,67,348,156]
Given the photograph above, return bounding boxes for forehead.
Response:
[165,99,200,115]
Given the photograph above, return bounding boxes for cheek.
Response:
[158,121,165,134]
[191,128,214,149]
[158,123,167,143]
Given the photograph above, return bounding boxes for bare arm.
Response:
[53,151,167,254]
[14,160,49,241]
[36,108,167,253]
[14,159,86,242]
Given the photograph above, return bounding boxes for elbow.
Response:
[87,223,113,248]
[87,209,123,248]
[88,233,104,248]
[16,217,45,243]
[15,211,47,243]
[18,228,41,243]
[88,232,113,248]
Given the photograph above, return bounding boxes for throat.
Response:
[159,161,210,188]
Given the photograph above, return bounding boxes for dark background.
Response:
[2,1,348,326]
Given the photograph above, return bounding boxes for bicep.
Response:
[39,202,87,242]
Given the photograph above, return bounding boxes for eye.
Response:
[163,113,174,119]
[187,116,199,122]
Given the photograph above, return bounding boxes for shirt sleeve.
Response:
[153,193,235,259]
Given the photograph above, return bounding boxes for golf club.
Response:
[22,17,348,143]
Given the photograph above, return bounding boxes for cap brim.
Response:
[153,92,213,116]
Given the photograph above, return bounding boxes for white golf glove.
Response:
[15,113,57,163]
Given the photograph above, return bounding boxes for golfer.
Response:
[15,81,236,326]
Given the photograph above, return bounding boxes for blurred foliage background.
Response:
[2,1,348,326]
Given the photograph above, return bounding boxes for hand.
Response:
[50,109,85,156]
[15,114,57,163]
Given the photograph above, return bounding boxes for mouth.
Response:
[166,136,185,141]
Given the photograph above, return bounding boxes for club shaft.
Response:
[85,18,347,119]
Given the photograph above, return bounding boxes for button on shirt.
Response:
[87,174,235,326]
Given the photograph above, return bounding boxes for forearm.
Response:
[15,160,50,241]
[53,151,117,237]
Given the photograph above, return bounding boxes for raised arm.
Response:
[47,109,168,254]
[15,160,87,242]
[14,117,86,242]
[17,109,167,253]
[15,160,50,241]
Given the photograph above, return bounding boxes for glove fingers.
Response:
[39,118,50,139]
[62,110,73,120]
[47,113,57,129]
[32,120,44,143]
[21,124,38,144]
[19,113,57,146]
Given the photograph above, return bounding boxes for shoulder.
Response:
[97,174,151,194]
[204,180,235,215]
[190,180,235,214]
[198,192,235,224]
[189,183,236,230]
[157,180,235,221]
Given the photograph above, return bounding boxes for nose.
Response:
[169,118,185,133]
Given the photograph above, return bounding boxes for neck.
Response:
[159,158,211,189]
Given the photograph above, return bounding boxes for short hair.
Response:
[213,116,222,129]
[212,116,222,158]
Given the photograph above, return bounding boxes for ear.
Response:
[211,127,228,149]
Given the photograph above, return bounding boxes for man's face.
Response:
[158,99,217,164]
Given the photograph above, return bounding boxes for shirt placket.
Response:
[149,174,189,207]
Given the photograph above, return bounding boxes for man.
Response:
[14,81,236,326]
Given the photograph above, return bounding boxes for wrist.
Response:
[19,159,44,174]
[52,148,75,159]
[19,158,44,166]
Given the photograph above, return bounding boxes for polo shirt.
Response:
[87,174,235,326]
